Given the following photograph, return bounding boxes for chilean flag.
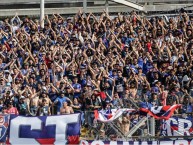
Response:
[140,104,182,120]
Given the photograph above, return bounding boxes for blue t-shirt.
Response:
[54,96,68,112]
[72,83,81,98]
[1,36,7,45]
[0,63,6,71]
[48,91,58,102]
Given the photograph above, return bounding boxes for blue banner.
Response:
[8,114,81,145]
[0,114,9,143]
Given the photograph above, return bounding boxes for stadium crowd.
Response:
[0,9,193,138]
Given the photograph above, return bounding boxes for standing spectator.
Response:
[18,96,28,116]
[71,98,81,113]
[115,70,125,98]
[38,98,51,116]
[54,91,72,114]
[72,76,81,99]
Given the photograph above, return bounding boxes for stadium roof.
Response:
[0,0,192,16]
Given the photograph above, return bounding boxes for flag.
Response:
[94,108,135,123]
[140,104,181,120]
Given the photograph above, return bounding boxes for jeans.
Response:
[85,111,94,126]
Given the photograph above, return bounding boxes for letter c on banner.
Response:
[9,116,42,145]
[91,140,104,145]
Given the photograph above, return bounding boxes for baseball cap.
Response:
[20,96,25,99]
[7,101,13,105]
[4,70,9,74]
[60,91,66,94]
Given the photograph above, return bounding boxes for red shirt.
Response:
[147,42,152,52]
[6,107,19,115]
[160,91,167,106]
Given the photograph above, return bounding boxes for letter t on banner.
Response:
[46,114,80,145]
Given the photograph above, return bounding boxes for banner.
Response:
[161,116,193,136]
[140,104,181,120]
[0,114,9,143]
[94,109,135,123]
[8,114,81,145]
[80,140,193,145]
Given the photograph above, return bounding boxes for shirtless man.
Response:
[60,102,74,115]
[128,76,138,98]
[38,91,52,107]
[29,93,40,116]
[38,98,51,116]
[119,115,130,135]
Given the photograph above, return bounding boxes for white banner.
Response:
[80,140,193,145]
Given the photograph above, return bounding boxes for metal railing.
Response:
[0,0,192,16]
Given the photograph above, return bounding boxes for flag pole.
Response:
[40,0,44,28]
[150,117,155,139]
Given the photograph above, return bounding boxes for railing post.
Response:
[150,117,155,139]
[83,0,87,13]
[40,0,44,28]
[105,0,109,14]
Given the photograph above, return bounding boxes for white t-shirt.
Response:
[12,25,19,34]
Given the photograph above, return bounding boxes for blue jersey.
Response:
[54,96,69,112]
[72,83,81,98]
